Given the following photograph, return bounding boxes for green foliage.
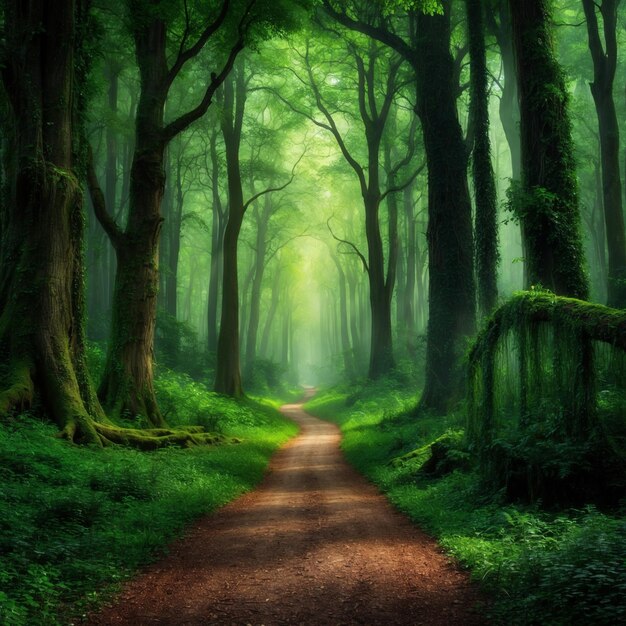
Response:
[306,381,626,625]
[0,386,296,624]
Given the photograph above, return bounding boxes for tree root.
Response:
[92,423,234,450]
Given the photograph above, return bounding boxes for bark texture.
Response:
[0,0,104,444]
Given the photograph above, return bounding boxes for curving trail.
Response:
[89,398,484,625]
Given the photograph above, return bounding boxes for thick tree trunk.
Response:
[0,0,105,443]
[413,3,476,413]
[582,0,626,307]
[509,0,589,299]
[214,65,246,397]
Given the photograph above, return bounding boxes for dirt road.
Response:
[89,401,484,625]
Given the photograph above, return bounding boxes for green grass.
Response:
[0,373,297,625]
[306,381,626,626]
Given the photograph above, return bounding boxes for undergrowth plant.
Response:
[0,377,297,625]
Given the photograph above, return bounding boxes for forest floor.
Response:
[87,396,484,625]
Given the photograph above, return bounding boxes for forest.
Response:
[0,0,625,624]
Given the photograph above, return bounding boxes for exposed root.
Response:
[93,423,233,450]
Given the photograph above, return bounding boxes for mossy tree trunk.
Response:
[467,0,499,317]
[509,0,589,299]
[0,0,105,444]
[89,2,243,421]
[582,0,626,308]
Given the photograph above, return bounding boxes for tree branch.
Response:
[242,150,305,212]
[86,146,124,248]
[326,216,369,274]
[164,0,231,92]
[321,0,415,63]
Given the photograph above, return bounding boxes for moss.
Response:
[467,291,626,502]
[0,359,35,416]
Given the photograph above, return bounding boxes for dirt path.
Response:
[89,400,484,625]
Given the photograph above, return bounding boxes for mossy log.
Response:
[469,293,626,366]
[467,291,626,503]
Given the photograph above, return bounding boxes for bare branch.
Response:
[242,149,306,212]
[86,146,124,248]
[380,161,425,202]
[326,216,369,274]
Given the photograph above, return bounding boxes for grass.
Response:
[305,380,626,626]
[0,368,298,625]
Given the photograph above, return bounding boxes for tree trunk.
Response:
[207,128,225,353]
[582,0,626,307]
[331,253,355,379]
[413,3,476,413]
[259,263,282,359]
[214,63,246,397]
[245,198,270,374]
[365,191,395,378]
[509,0,589,299]
[467,0,499,317]
[403,184,416,336]
[0,0,104,443]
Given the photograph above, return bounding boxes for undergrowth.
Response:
[0,367,297,625]
[306,381,626,626]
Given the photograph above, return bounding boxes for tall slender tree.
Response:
[581,0,626,307]
[323,1,477,411]
[467,0,499,316]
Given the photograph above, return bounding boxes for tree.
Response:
[467,0,499,317]
[89,0,246,425]
[581,0,626,307]
[214,58,299,396]
[508,0,589,298]
[323,0,477,411]
[0,0,105,443]
[0,0,222,449]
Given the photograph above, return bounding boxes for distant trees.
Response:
[278,32,419,379]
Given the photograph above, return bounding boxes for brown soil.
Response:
[88,399,485,625]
